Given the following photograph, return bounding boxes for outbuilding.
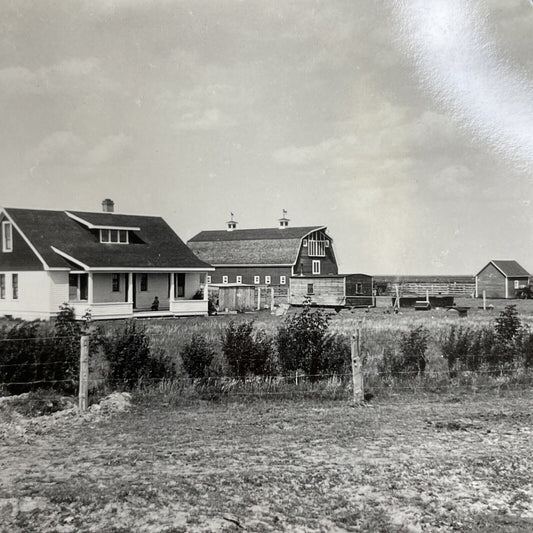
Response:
[475,260,530,299]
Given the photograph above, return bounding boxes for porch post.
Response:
[170,273,175,302]
[128,272,133,304]
[88,273,94,304]
[204,273,209,301]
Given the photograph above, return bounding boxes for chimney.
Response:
[102,199,114,213]
[226,212,237,231]
[278,209,289,229]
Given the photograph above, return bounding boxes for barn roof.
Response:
[3,207,212,271]
[477,260,530,278]
[188,226,325,265]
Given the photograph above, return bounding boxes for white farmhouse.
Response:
[0,200,213,320]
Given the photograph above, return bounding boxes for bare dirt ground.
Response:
[1,391,533,532]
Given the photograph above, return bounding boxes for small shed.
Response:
[216,284,256,312]
[344,273,374,307]
[475,260,530,299]
[289,273,374,308]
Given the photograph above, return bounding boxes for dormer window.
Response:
[100,229,129,244]
[2,221,13,252]
[307,230,327,257]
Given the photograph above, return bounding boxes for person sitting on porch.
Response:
[151,296,160,311]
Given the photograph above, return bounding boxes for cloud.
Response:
[31,131,131,169]
[173,107,236,131]
[0,58,116,96]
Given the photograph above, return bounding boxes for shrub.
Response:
[398,325,429,375]
[321,334,351,376]
[495,305,524,344]
[103,320,175,389]
[276,307,330,379]
[221,321,274,377]
[181,334,216,379]
[441,326,494,376]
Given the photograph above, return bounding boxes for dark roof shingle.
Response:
[5,208,212,270]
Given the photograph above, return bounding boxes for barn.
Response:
[188,213,339,304]
[475,260,530,299]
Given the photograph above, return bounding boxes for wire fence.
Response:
[1,331,533,401]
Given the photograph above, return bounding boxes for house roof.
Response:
[3,208,213,271]
[188,226,325,265]
[477,260,530,278]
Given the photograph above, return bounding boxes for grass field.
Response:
[2,391,533,532]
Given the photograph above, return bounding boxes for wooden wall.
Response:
[289,276,345,307]
[476,263,506,298]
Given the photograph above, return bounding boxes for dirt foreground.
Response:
[1,391,533,532]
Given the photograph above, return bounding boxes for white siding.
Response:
[135,274,169,309]
[0,271,68,320]
[93,273,126,303]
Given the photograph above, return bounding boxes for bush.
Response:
[276,307,330,379]
[102,320,175,389]
[394,325,429,376]
[321,334,351,376]
[221,321,274,378]
[0,304,83,395]
[181,334,216,379]
[441,326,494,376]
[495,305,524,344]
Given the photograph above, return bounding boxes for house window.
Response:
[280,276,286,285]
[207,275,212,284]
[140,273,148,291]
[254,276,260,284]
[12,274,18,299]
[2,222,12,252]
[356,282,363,294]
[175,273,185,297]
[0,274,5,299]
[222,276,228,284]
[112,273,120,292]
[236,275,242,284]
[307,283,314,295]
[100,229,128,244]
[514,280,520,289]
[265,276,271,285]
[312,260,321,274]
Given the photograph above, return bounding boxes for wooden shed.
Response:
[475,260,529,299]
[289,273,374,308]
[344,273,374,306]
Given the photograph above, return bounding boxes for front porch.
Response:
[68,271,210,320]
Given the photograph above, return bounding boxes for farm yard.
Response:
[2,298,533,531]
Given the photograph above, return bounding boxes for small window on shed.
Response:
[222,276,228,284]
[356,282,363,294]
[265,276,271,285]
[307,283,314,295]
[280,276,286,285]
[236,275,242,284]
[254,276,260,284]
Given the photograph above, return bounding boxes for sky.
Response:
[0,0,531,275]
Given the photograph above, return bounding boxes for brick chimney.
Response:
[102,199,114,213]
[278,209,289,229]
[226,212,237,231]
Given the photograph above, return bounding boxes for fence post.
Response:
[483,290,486,311]
[79,335,89,413]
[257,287,261,310]
[351,329,364,404]
[270,287,275,311]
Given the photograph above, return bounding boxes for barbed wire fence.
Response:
[1,328,533,412]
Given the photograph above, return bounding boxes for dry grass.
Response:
[1,391,533,532]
